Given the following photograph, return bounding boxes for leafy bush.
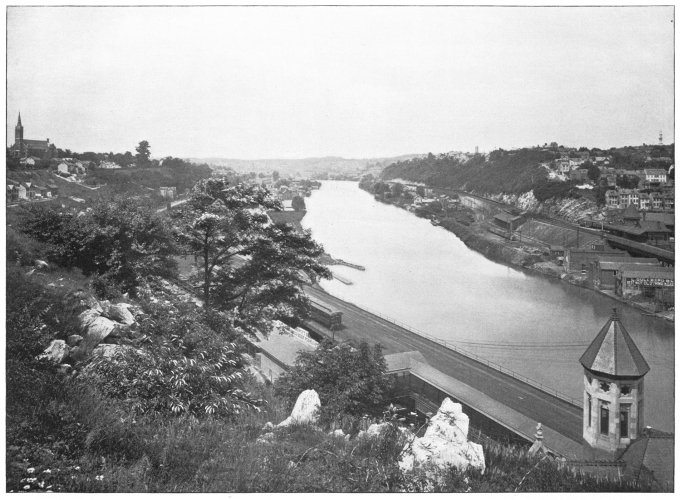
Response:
[20,198,178,295]
[6,227,50,266]
[275,340,393,425]
[80,300,262,418]
[91,274,123,300]
[533,180,577,202]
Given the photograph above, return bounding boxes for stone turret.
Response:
[580,309,649,454]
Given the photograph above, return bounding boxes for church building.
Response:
[9,113,51,158]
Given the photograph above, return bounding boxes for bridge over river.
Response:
[303,285,587,459]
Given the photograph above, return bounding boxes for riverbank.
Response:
[364,187,673,323]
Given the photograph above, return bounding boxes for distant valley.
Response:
[187,154,425,178]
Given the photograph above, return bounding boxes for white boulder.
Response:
[399,398,485,474]
[277,389,321,428]
[103,303,135,325]
[79,309,118,348]
[38,340,69,364]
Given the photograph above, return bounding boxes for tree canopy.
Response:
[276,340,393,424]
[291,195,306,211]
[173,178,330,327]
[135,140,151,166]
[21,198,178,295]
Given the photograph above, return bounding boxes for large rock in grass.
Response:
[399,398,485,474]
[102,303,135,325]
[277,389,321,428]
[38,340,69,364]
[78,309,120,354]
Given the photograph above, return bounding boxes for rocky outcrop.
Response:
[38,340,69,364]
[102,303,135,325]
[399,398,485,474]
[276,389,321,428]
[490,191,606,223]
[73,299,140,360]
[78,311,119,351]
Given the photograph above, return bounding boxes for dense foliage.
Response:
[82,294,261,418]
[382,149,555,195]
[532,180,578,202]
[20,198,178,295]
[173,177,330,324]
[276,340,393,425]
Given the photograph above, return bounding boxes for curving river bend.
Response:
[302,180,674,432]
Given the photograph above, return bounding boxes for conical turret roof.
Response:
[580,309,649,378]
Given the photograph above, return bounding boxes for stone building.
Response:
[580,309,649,455]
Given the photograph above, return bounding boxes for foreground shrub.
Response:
[275,340,394,425]
[20,198,178,295]
[81,299,262,418]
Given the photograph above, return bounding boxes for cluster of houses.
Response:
[55,159,92,181]
[7,179,58,203]
[549,151,609,176]
[382,182,459,213]
[602,168,674,212]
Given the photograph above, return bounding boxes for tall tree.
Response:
[291,195,306,211]
[173,178,330,324]
[135,140,151,166]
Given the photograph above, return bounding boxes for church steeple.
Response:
[15,112,24,145]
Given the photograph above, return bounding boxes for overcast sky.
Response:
[6,6,675,159]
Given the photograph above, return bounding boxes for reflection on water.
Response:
[302,181,674,431]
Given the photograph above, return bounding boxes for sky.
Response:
[6,6,675,159]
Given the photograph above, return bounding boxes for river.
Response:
[301,180,674,432]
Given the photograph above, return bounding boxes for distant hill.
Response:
[381,148,557,195]
[187,154,425,178]
[379,144,675,198]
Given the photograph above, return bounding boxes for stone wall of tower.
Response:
[583,370,643,454]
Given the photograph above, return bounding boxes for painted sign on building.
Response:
[625,277,674,288]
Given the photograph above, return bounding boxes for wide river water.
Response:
[302,180,674,432]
